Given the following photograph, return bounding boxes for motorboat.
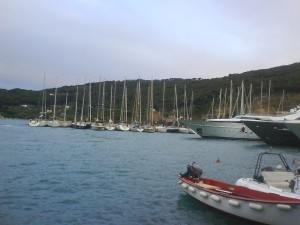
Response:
[178,153,300,225]
[284,121,300,140]
[243,120,300,147]
[241,107,300,146]
[182,117,259,140]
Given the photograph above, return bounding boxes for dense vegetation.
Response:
[1,62,300,122]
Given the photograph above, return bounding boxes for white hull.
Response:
[143,126,155,133]
[236,178,300,199]
[28,119,48,127]
[155,126,167,133]
[60,121,72,127]
[116,124,130,131]
[130,127,144,132]
[166,126,179,133]
[91,123,106,131]
[178,127,195,134]
[183,119,259,140]
[48,120,61,128]
[105,125,115,131]
[179,179,300,225]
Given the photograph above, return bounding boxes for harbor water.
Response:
[1,119,300,225]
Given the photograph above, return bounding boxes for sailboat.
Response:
[48,86,60,127]
[182,80,259,139]
[143,80,155,133]
[105,81,116,131]
[155,81,167,133]
[166,84,179,133]
[60,92,71,127]
[92,80,106,130]
[29,75,48,127]
[116,80,130,131]
[178,85,195,134]
[130,79,144,132]
[72,83,92,129]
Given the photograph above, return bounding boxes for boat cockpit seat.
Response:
[261,171,295,189]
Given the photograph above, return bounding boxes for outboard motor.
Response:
[290,167,300,194]
[180,162,203,178]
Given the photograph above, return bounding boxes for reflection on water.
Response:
[1,119,299,225]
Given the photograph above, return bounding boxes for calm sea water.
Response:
[1,119,300,225]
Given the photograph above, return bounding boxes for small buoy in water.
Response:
[292,159,296,165]
[216,158,221,163]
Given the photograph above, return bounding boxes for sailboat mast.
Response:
[44,75,47,119]
[53,86,57,120]
[101,81,105,122]
[146,84,150,123]
[125,85,127,123]
[139,80,142,124]
[113,81,116,122]
[96,79,101,121]
[150,79,153,126]
[74,84,78,122]
[80,84,86,122]
[64,92,68,122]
[162,81,165,122]
[229,80,233,118]
[175,84,178,126]
[109,84,113,121]
[249,83,252,114]
[217,89,222,119]
[268,80,271,115]
[183,85,187,120]
[240,81,244,115]
[189,90,193,120]
[89,82,92,122]
[223,88,227,119]
[41,75,45,118]
[260,81,263,112]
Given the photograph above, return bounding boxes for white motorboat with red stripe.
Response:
[178,153,300,225]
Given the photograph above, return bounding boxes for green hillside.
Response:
[1,62,300,121]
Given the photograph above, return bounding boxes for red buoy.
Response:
[216,158,221,163]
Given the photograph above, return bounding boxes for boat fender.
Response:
[277,204,291,210]
[188,186,196,193]
[249,203,263,211]
[210,194,221,202]
[182,183,188,189]
[228,199,240,207]
[199,191,208,198]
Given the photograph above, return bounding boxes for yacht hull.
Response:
[183,120,259,140]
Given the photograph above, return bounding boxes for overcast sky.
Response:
[1,0,300,90]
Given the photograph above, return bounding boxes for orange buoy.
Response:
[216,158,221,163]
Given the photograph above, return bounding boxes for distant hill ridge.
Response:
[1,62,300,120]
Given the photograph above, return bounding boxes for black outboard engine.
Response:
[180,162,203,178]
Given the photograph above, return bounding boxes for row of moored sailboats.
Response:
[28,78,195,134]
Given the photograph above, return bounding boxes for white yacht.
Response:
[182,116,259,140]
